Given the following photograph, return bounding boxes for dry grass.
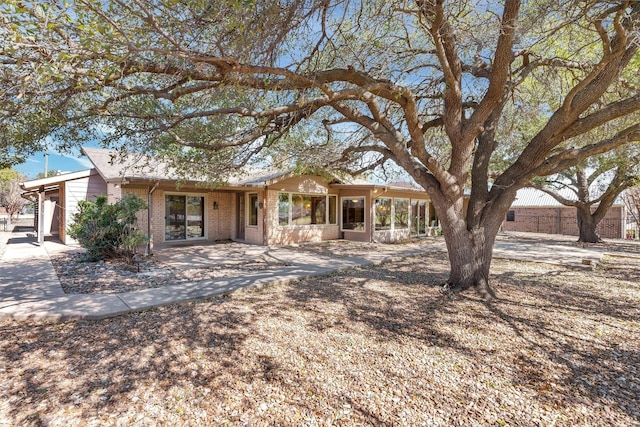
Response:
[1,252,639,426]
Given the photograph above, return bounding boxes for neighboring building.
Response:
[21,147,439,248]
[501,187,627,239]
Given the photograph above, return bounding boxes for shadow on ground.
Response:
[1,252,638,425]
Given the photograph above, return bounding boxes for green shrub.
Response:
[68,194,147,261]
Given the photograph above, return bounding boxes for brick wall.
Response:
[208,191,234,241]
[502,206,624,238]
[120,186,236,248]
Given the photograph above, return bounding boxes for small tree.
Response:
[0,168,29,229]
[68,194,147,261]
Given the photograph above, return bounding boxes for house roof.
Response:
[81,147,178,183]
[81,147,389,189]
[82,147,303,187]
[20,169,98,191]
[512,187,624,207]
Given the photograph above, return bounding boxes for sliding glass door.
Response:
[165,195,205,241]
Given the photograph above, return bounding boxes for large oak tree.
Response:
[2,0,640,293]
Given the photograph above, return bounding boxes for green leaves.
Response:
[68,194,148,261]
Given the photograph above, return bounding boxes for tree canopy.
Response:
[2,0,640,292]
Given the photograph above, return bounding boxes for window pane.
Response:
[328,195,337,225]
[506,210,515,222]
[375,198,392,230]
[394,198,409,229]
[342,198,365,231]
[249,194,258,226]
[311,196,326,224]
[165,195,185,240]
[278,193,289,226]
[186,196,205,238]
[291,194,311,225]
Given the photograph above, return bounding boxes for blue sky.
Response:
[15,148,94,179]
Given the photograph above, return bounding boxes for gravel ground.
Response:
[50,251,291,295]
[1,249,639,426]
[48,235,640,295]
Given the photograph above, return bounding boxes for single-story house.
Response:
[501,187,627,239]
[21,147,439,249]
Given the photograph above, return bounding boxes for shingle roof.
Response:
[81,147,177,182]
[81,147,303,187]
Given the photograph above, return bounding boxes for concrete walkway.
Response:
[0,231,609,321]
[0,232,439,321]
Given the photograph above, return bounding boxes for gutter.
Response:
[145,182,160,256]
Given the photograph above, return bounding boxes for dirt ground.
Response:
[1,248,638,426]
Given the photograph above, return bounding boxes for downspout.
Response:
[145,182,160,256]
[37,186,45,245]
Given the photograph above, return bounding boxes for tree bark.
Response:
[442,225,496,297]
[428,189,506,298]
[577,208,603,243]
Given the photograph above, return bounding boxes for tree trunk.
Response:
[432,195,503,298]
[577,208,602,243]
[443,227,496,296]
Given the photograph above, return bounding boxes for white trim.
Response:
[373,196,412,232]
[21,169,98,191]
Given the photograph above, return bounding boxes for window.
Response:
[506,210,515,222]
[291,194,310,225]
[278,193,337,226]
[165,194,205,241]
[342,197,365,231]
[375,198,392,230]
[394,198,409,229]
[328,195,337,225]
[248,193,258,226]
[278,193,289,226]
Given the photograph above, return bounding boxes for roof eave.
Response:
[20,169,97,191]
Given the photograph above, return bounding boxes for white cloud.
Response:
[74,156,94,169]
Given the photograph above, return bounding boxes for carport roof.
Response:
[20,169,98,191]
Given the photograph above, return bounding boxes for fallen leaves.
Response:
[1,239,640,425]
